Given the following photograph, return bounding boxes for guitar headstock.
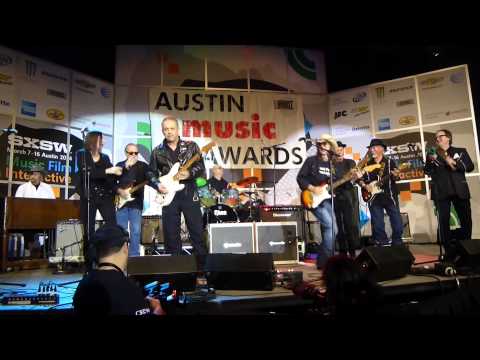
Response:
[201,141,216,154]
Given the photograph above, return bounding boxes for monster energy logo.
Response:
[25,60,37,79]
[375,87,385,99]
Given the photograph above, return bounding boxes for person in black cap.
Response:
[333,141,359,257]
[353,138,403,246]
[73,224,165,316]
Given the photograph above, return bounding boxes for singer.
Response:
[424,129,474,261]
[73,130,122,271]
[297,134,338,269]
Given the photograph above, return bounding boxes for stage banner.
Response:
[1,122,82,188]
[371,78,419,132]
[0,46,16,115]
[15,54,70,125]
[328,86,371,139]
[149,89,306,169]
[71,72,114,135]
[418,67,471,124]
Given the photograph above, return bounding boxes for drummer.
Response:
[208,165,229,197]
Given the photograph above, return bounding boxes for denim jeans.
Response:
[312,199,338,268]
[369,194,403,246]
[116,207,142,256]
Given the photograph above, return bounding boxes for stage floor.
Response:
[0,244,448,314]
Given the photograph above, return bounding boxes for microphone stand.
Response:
[327,149,336,257]
[53,241,83,274]
[80,130,92,271]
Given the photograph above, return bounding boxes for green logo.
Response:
[286,48,316,81]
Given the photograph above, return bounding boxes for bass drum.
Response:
[203,204,239,228]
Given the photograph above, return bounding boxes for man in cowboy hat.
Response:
[15,164,56,199]
[333,141,359,257]
[353,138,403,247]
[297,134,338,269]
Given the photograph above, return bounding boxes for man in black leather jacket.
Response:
[148,116,207,256]
[424,129,474,261]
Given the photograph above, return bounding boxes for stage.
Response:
[2,244,476,316]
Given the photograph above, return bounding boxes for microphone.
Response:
[1,128,18,134]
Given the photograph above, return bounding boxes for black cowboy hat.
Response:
[367,138,387,149]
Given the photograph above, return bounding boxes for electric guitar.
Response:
[361,163,409,203]
[301,164,381,209]
[115,180,149,209]
[154,142,216,207]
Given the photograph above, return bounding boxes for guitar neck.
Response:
[130,180,149,193]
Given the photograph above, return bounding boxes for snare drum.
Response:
[203,204,239,227]
[220,189,239,208]
[198,186,216,208]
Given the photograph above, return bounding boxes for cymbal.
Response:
[236,176,259,187]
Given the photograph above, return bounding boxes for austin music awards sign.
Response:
[149,89,306,169]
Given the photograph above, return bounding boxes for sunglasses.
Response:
[127,152,139,155]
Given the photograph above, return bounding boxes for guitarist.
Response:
[297,134,338,269]
[147,116,207,256]
[424,129,474,261]
[333,141,358,257]
[353,138,403,247]
[115,143,153,256]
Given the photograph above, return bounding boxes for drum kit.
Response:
[199,176,266,227]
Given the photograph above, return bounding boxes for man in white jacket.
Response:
[15,164,56,199]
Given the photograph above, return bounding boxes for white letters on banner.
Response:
[149,89,306,169]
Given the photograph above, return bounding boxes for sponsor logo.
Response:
[351,105,369,117]
[352,91,367,102]
[274,99,295,110]
[0,54,13,66]
[42,70,68,82]
[25,60,37,79]
[0,99,11,107]
[378,118,391,131]
[334,110,348,119]
[0,73,13,85]
[46,108,65,121]
[47,88,67,99]
[420,76,444,89]
[375,87,385,99]
[352,125,370,131]
[21,100,36,117]
[100,87,112,99]
[389,85,413,93]
[396,99,415,107]
[445,109,469,117]
[399,115,416,126]
[75,78,96,89]
[450,71,465,84]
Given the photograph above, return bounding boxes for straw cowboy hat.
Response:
[316,134,338,152]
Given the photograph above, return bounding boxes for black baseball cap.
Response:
[91,224,129,252]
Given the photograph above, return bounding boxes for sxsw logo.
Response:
[21,100,36,117]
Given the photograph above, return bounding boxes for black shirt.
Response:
[116,160,151,210]
[297,156,332,191]
[74,150,116,199]
[73,269,151,316]
[208,177,229,194]
[333,158,356,192]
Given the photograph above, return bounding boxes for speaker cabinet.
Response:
[255,222,298,264]
[204,253,274,290]
[208,223,255,254]
[127,255,198,291]
[355,245,414,282]
[456,239,480,268]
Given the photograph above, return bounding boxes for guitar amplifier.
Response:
[208,223,255,254]
[255,222,299,264]
[50,220,84,263]
[142,216,163,245]
[259,206,305,246]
